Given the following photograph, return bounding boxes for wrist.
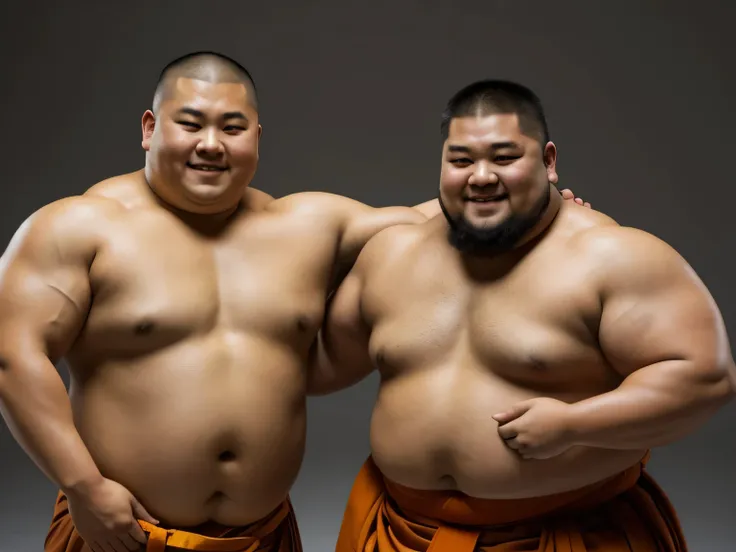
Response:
[564,400,593,447]
[61,471,105,499]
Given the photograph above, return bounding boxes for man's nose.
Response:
[196,128,224,157]
[468,161,499,187]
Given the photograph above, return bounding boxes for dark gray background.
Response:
[1,2,734,551]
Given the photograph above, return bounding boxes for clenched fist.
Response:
[493,397,577,460]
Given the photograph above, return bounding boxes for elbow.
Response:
[305,374,334,396]
[0,353,14,401]
[696,357,736,408]
[716,365,736,404]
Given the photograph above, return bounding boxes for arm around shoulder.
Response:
[334,195,428,265]
[567,227,735,449]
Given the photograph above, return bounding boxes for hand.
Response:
[492,398,576,460]
[560,188,592,209]
[66,477,159,552]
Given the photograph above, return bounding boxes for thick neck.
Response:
[141,169,244,236]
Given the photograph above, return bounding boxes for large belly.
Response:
[69,334,306,527]
[370,367,645,499]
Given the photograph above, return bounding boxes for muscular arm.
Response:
[339,201,427,266]
[0,198,109,495]
[412,198,441,218]
[307,245,377,395]
[568,228,735,450]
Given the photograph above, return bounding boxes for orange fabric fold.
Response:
[335,455,687,552]
[45,491,302,552]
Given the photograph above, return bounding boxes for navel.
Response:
[218,450,237,463]
[439,474,458,490]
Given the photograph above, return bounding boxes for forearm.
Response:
[569,360,734,450]
[0,353,103,494]
[411,198,440,218]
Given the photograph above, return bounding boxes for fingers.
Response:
[89,531,145,552]
[503,437,536,459]
[491,411,513,424]
[501,437,538,460]
[559,189,592,208]
[129,520,149,544]
[131,497,159,525]
[496,423,518,441]
[109,538,130,552]
[493,401,531,424]
[119,533,143,551]
[92,541,116,552]
[128,497,157,544]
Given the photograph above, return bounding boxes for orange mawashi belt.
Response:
[137,501,289,552]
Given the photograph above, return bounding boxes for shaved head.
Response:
[152,51,258,115]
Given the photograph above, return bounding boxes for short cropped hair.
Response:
[152,50,258,113]
[440,80,550,145]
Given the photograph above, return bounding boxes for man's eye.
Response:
[178,121,200,129]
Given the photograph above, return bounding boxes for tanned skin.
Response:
[309,112,735,500]
[0,73,434,551]
[0,61,590,551]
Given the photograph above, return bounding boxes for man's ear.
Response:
[543,141,558,185]
[142,110,156,151]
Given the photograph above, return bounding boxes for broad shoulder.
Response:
[243,186,275,210]
[27,194,122,235]
[352,221,428,274]
[82,170,153,209]
[554,200,620,236]
[572,222,693,292]
[3,194,123,264]
[268,191,368,219]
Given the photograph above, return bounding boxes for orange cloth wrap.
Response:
[45,491,302,552]
[335,455,687,552]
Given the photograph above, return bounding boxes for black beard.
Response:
[438,185,551,255]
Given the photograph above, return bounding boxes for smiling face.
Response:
[438,112,558,254]
[141,77,261,215]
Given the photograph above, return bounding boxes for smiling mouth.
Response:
[467,195,507,203]
[187,162,227,172]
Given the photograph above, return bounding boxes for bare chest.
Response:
[79,213,336,356]
[364,244,614,392]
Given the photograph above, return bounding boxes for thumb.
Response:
[130,496,159,525]
[493,402,531,424]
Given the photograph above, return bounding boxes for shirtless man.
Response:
[310,80,736,551]
[0,50,445,552]
[0,52,589,552]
